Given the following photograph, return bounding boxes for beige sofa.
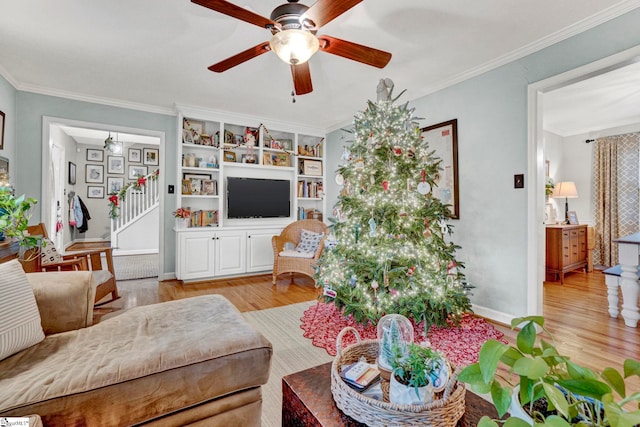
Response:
[0,270,272,426]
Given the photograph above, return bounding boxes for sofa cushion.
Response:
[0,294,272,426]
[296,229,323,253]
[40,238,62,266]
[0,260,45,361]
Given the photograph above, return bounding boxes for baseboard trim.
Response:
[160,272,177,281]
[471,303,517,327]
[113,249,159,256]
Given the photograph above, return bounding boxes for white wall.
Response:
[50,125,78,246]
[546,121,640,227]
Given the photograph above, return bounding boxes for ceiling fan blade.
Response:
[304,0,362,28]
[192,0,275,29]
[208,42,271,72]
[291,62,313,95]
[318,35,391,68]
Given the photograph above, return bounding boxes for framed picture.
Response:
[224,130,234,145]
[128,165,148,179]
[567,211,579,225]
[421,119,459,219]
[274,152,290,167]
[143,148,159,166]
[181,179,192,195]
[223,150,236,162]
[107,177,124,194]
[68,161,76,185]
[85,164,104,183]
[0,156,8,176]
[202,179,217,195]
[190,178,202,195]
[262,153,273,165]
[0,110,5,150]
[107,156,125,174]
[87,186,104,199]
[183,118,204,136]
[128,148,142,163]
[280,139,293,151]
[86,149,104,162]
[301,159,322,176]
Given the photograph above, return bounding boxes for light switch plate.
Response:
[514,174,524,189]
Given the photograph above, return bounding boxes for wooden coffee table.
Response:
[282,362,499,426]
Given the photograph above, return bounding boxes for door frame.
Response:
[41,116,166,277]
[526,45,640,316]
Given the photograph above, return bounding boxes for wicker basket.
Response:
[330,327,466,427]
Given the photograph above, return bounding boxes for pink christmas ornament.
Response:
[382,180,389,191]
[393,146,402,156]
[371,280,379,290]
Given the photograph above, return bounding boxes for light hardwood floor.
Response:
[95,268,639,390]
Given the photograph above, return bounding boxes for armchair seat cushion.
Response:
[0,295,272,425]
[278,250,315,259]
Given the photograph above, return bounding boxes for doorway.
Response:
[527,45,640,316]
[41,116,166,280]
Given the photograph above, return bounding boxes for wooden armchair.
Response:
[26,223,119,305]
[272,219,327,284]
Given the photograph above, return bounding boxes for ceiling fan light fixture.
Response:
[269,29,319,65]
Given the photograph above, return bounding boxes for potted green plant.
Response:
[0,189,41,268]
[388,342,449,405]
[458,315,640,426]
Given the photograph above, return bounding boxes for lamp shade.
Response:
[552,181,578,198]
[269,29,319,65]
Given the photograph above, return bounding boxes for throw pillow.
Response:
[296,229,323,253]
[0,260,45,361]
[40,238,62,266]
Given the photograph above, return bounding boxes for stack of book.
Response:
[339,361,381,392]
[189,210,218,227]
[297,180,323,198]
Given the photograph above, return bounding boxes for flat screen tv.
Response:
[227,177,290,219]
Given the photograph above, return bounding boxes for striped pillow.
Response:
[0,260,45,361]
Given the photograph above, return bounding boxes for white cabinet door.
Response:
[215,230,246,276]
[246,228,281,272]
[177,231,215,280]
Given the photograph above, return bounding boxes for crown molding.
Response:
[0,64,20,89]
[16,82,176,116]
[412,1,640,107]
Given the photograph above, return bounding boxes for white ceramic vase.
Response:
[175,218,189,229]
[508,386,534,425]
[389,371,434,405]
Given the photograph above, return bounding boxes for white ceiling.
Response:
[1,0,640,132]
[543,60,640,137]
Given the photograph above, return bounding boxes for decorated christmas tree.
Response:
[315,80,472,328]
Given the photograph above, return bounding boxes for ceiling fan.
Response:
[191,0,392,95]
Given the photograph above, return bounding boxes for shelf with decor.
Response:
[175,107,325,281]
[296,134,325,221]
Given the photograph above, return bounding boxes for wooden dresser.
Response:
[545,224,588,284]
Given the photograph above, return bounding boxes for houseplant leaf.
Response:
[624,359,640,378]
[556,378,611,401]
[513,356,548,380]
[478,340,509,383]
[542,415,572,427]
[517,321,537,355]
[602,366,626,398]
[543,382,570,419]
[458,363,491,393]
[478,416,499,427]
[491,380,512,417]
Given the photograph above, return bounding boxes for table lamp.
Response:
[551,181,578,224]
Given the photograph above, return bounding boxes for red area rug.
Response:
[300,302,506,367]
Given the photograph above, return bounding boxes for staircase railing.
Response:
[111,172,159,235]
